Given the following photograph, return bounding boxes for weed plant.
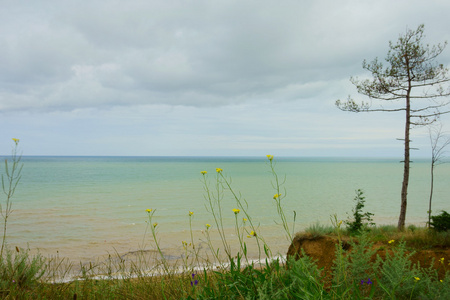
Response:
[0,150,449,299]
[344,189,375,235]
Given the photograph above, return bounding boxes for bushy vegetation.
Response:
[0,144,448,299]
[344,189,375,235]
[430,210,450,232]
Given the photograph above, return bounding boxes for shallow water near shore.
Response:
[4,156,449,267]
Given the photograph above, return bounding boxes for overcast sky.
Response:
[1,0,450,157]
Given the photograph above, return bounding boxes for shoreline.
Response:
[27,228,293,282]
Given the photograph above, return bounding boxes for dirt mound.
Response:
[287,234,450,279]
[286,234,350,275]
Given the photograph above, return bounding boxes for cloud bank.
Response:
[1,1,450,156]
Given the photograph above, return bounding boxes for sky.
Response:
[1,0,450,157]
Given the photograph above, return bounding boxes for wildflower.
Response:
[190,273,199,286]
[216,168,223,173]
[266,154,274,161]
[12,138,19,144]
[247,235,251,238]
[243,218,247,222]
[200,171,207,174]
[360,279,365,285]
[250,231,256,237]
[440,279,443,283]
[232,208,240,214]
[338,220,343,226]
[388,240,395,244]
[146,209,152,213]
[273,193,281,199]
[367,278,372,285]
[414,277,420,282]
[189,211,194,216]
[153,222,158,228]
[205,224,211,229]
[439,257,444,264]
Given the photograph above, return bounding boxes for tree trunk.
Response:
[398,78,412,231]
[398,122,410,230]
[428,162,434,228]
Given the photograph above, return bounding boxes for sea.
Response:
[2,156,449,265]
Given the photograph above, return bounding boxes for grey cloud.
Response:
[1,1,450,112]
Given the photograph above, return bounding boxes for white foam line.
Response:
[47,255,287,284]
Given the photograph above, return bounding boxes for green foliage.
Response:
[199,256,284,300]
[346,233,377,282]
[376,241,419,298]
[284,253,326,299]
[407,224,417,232]
[430,210,450,232]
[304,222,335,237]
[344,189,375,234]
[0,247,46,292]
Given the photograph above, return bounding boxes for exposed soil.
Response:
[286,234,450,279]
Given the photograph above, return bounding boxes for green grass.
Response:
[363,225,450,249]
[304,222,335,237]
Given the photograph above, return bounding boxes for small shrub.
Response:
[346,232,377,282]
[408,224,417,232]
[430,210,450,232]
[0,247,46,291]
[345,189,375,234]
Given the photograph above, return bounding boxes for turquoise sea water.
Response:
[3,156,449,263]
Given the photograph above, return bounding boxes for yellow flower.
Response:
[273,194,281,199]
[243,218,247,222]
[206,224,211,229]
[440,279,443,283]
[12,138,19,143]
[182,241,187,246]
[247,235,251,238]
[250,231,257,237]
[146,209,152,213]
[414,277,420,281]
[388,240,395,244]
[153,223,158,228]
[266,154,273,161]
[216,168,223,173]
[189,211,194,216]
[439,257,444,264]
[200,171,207,174]
[232,208,240,214]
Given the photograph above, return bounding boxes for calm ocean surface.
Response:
[4,156,449,263]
